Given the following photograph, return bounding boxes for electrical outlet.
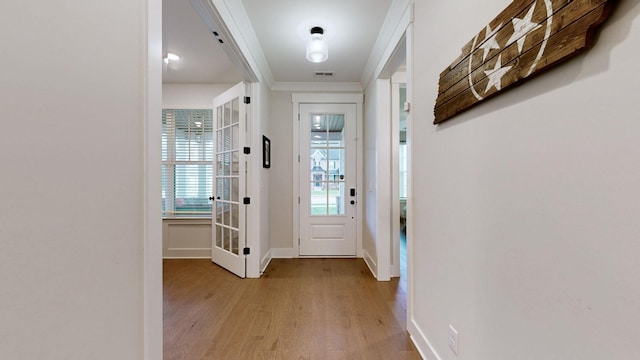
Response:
[448,324,459,355]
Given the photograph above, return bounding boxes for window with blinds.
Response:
[162,109,214,217]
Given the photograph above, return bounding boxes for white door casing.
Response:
[212,82,247,278]
[298,102,358,256]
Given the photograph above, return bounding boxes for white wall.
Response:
[163,219,212,258]
[0,0,153,358]
[410,1,640,359]
[363,82,379,272]
[163,83,235,108]
[254,82,272,273]
[363,79,396,281]
[268,91,297,252]
[363,80,395,278]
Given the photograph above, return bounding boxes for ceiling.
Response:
[162,0,394,85]
[162,0,243,84]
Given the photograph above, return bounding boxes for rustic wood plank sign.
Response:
[434,0,614,124]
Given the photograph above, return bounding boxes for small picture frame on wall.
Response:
[262,135,271,168]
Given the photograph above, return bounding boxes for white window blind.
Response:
[162,109,213,217]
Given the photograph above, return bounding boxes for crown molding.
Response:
[360,0,412,88]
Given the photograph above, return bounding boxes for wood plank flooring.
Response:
[163,258,420,360]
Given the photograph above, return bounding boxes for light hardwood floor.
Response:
[164,258,420,360]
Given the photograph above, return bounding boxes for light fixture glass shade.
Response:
[306,33,328,63]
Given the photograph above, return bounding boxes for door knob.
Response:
[209,196,215,201]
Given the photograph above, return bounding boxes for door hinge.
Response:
[243,96,251,104]
[298,154,300,162]
[298,196,300,204]
[243,197,251,205]
[243,147,251,154]
[297,113,300,121]
[243,247,250,255]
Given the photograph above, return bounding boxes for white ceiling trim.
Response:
[292,93,363,104]
[360,0,413,88]
[217,0,274,86]
[271,82,363,92]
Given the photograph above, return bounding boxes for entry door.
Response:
[212,82,247,278]
[299,103,357,256]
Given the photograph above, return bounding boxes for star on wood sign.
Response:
[434,0,614,124]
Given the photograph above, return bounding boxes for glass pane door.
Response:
[299,102,357,256]
[215,98,240,256]
[211,82,247,278]
[309,114,346,216]
[215,98,240,262]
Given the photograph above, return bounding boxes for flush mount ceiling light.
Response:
[306,27,328,63]
[163,53,180,64]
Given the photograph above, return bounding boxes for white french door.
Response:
[211,82,247,278]
[299,103,358,256]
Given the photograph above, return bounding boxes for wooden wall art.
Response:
[434,0,614,124]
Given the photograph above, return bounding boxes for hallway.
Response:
[163,259,420,359]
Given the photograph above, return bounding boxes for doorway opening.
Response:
[394,78,408,289]
[381,40,409,283]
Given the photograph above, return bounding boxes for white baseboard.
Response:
[260,249,272,274]
[362,248,377,279]
[408,318,443,360]
[163,256,210,259]
[268,248,369,262]
[271,247,297,258]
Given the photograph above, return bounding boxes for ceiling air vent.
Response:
[314,71,334,77]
